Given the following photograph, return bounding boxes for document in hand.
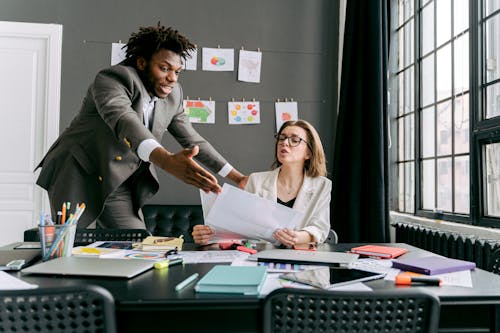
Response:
[201,184,304,242]
[391,255,476,275]
[194,265,267,295]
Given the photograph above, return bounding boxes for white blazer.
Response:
[245,167,332,243]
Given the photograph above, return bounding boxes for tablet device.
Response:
[280,267,386,289]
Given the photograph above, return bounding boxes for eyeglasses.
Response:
[274,133,309,147]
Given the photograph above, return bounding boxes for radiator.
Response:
[393,222,500,271]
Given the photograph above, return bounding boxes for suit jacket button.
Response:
[98,176,103,182]
[115,156,122,161]
[123,138,131,148]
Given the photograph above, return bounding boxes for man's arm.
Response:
[149,145,221,193]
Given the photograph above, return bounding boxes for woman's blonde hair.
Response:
[272,119,327,177]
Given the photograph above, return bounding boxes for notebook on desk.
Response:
[21,257,155,278]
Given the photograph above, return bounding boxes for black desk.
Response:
[7,243,500,333]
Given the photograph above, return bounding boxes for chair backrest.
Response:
[142,204,204,242]
[73,228,151,246]
[263,288,440,333]
[325,229,338,244]
[0,284,116,333]
[490,247,500,275]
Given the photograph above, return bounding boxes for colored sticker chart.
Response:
[183,48,198,71]
[238,50,262,83]
[275,101,298,132]
[183,99,216,124]
[111,42,126,66]
[228,101,260,125]
[202,47,234,71]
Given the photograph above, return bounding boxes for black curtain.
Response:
[332,0,390,242]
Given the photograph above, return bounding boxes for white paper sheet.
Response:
[111,42,126,65]
[183,48,198,70]
[238,50,262,83]
[202,47,234,71]
[0,271,38,290]
[202,183,304,242]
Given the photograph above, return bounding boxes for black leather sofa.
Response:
[24,205,203,244]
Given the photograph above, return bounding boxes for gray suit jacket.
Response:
[36,64,227,227]
[244,168,332,243]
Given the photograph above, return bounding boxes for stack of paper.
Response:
[195,265,267,295]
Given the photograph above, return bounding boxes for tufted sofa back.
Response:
[142,205,203,243]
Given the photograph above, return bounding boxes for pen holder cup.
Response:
[38,224,77,261]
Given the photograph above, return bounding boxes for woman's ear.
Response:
[136,56,146,71]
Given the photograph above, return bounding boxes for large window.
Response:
[391,0,500,227]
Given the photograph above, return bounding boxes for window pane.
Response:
[422,0,432,7]
[422,106,435,158]
[485,142,500,217]
[404,0,414,21]
[422,54,435,106]
[398,73,404,116]
[485,14,500,83]
[398,117,404,160]
[437,101,452,155]
[422,3,435,55]
[485,0,500,17]
[399,27,404,70]
[454,93,469,154]
[437,157,452,211]
[404,21,414,67]
[405,162,415,212]
[454,33,469,94]
[405,67,415,112]
[436,0,451,46]
[399,163,405,211]
[404,114,414,160]
[454,0,469,36]
[486,82,500,118]
[454,156,470,214]
[437,44,452,100]
[422,159,436,210]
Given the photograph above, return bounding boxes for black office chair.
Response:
[263,288,440,333]
[325,229,338,244]
[490,247,500,275]
[0,284,116,333]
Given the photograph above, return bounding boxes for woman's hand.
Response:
[192,225,215,245]
[272,228,299,247]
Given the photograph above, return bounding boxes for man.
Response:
[36,24,246,229]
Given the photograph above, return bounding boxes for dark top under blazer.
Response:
[36,64,227,227]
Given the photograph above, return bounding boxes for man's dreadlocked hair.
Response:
[123,23,195,67]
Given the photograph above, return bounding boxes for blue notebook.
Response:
[194,265,267,295]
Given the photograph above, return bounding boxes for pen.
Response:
[154,258,184,269]
[175,273,199,292]
[395,274,442,286]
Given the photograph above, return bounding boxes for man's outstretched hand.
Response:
[150,145,221,193]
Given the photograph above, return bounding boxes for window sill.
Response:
[390,211,500,242]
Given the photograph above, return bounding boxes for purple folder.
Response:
[392,256,476,275]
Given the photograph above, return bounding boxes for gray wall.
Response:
[0,0,338,205]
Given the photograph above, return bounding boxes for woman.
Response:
[192,120,332,246]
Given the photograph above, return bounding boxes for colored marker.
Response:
[175,273,199,292]
[395,274,442,286]
[154,258,184,269]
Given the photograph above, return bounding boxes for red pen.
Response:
[236,245,257,254]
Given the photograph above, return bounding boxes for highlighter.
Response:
[395,274,442,286]
[154,258,184,269]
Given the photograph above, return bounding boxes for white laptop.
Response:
[21,257,155,278]
[252,249,359,267]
